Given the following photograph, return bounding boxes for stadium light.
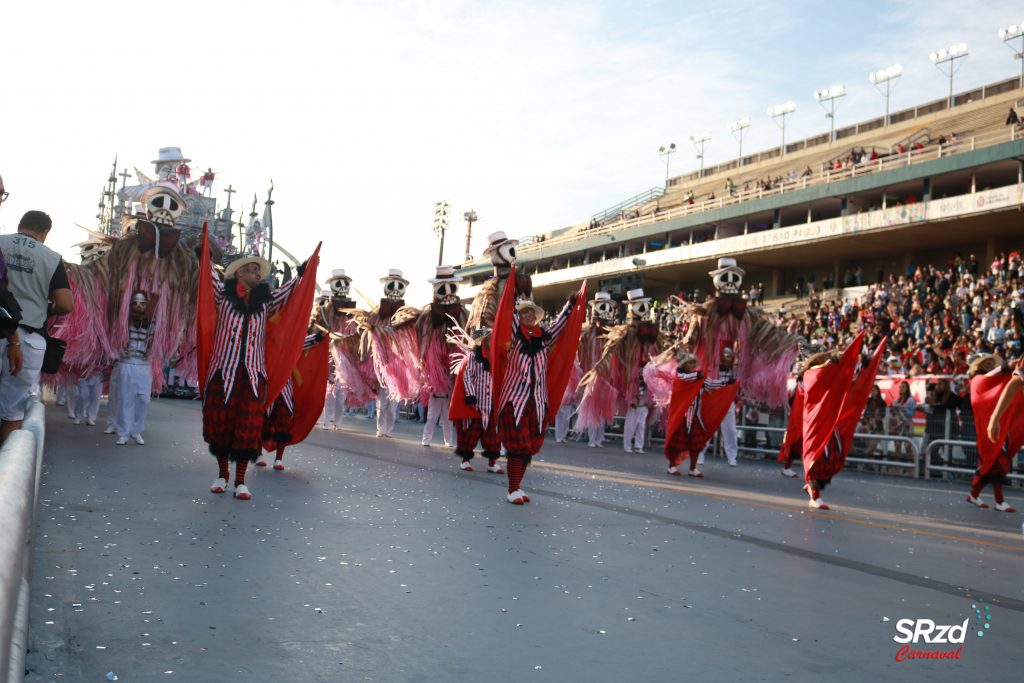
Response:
[998,23,1024,88]
[689,131,712,176]
[767,101,796,156]
[929,42,968,109]
[658,143,677,186]
[813,85,846,142]
[432,200,451,267]
[728,117,751,166]
[869,64,903,126]
[462,209,478,261]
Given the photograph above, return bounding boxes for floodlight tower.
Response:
[929,42,968,109]
[814,85,846,142]
[689,131,711,176]
[658,143,677,186]
[767,101,796,155]
[998,23,1024,88]
[728,117,751,166]
[869,64,903,126]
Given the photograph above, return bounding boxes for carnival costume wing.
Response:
[837,337,888,455]
[801,332,863,470]
[970,369,1024,477]
[281,335,331,446]
[777,385,805,465]
[263,245,321,409]
[546,280,588,414]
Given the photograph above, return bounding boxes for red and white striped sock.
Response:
[992,482,1005,504]
[507,458,525,493]
[217,456,230,481]
[235,460,249,487]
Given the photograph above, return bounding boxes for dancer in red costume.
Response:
[448,327,504,473]
[967,355,1023,512]
[491,272,586,504]
[663,354,739,477]
[777,378,804,478]
[799,334,887,509]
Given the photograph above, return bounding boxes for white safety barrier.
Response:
[0,398,45,683]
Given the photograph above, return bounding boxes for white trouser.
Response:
[623,406,649,451]
[55,385,66,406]
[106,368,121,430]
[115,361,152,438]
[588,423,604,446]
[554,404,573,441]
[74,374,103,422]
[698,404,738,465]
[323,381,347,425]
[376,389,398,436]
[421,394,454,445]
[66,382,79,418]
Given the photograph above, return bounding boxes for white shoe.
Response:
[728,461,737,467]
[588,443,599,448]
[506,491,526,505]
[376,432,385,438]
[966,494,989,508]
[103,425,116,434]
[115,436,128,445]
[667,466,681,476]
[688,468,703,478]
[255,455,270,467]
[421,441,431,447]
[444,442,454,448]
[234,484,252,500]
[210,478,227,494]
[994,501,1017,513]
[459,460,473,471]
[87,419,96,426]
[555,439,564,443]
[635,448,645,454]
[487,464,505,474]
[73,418,82,425]
[132,434,145,445]
[808,497,830,510]
[697,458,705,466]
[623,448,633,454]
[781,468,799,478]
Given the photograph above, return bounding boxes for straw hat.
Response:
[225,255,271,281]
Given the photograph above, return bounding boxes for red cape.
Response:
[546,281,587,414]
[777,385,805,464]
[801,332,863,467]
[282,336,330,447]
[838,338,888,455]
[449,351,484,422]
[664,375,704,449]
[971,370,1024,477]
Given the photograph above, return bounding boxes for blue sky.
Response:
[0,0,1021,303]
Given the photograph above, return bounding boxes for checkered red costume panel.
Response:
[456,418,502,458]
[203,368,265,462]
[497,398,546,457]
[263,393,294,444]
[665,423,715,459]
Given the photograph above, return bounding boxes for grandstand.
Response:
[457,75,1024,308]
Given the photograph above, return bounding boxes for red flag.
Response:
[489,266,519,405]
[838,337,888,455]
[449,359,481,422]
[546,281,587,414]
[663,375,704,454]
[802,332,863,466]
[196,225,217,399]
[281,336,330,446]
[263,245,321,409]
[971,370,1024,477]
[777,385,805,464]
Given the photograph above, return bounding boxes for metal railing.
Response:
[478,124,1022,264]
[591,187,666,223]
[924,439,1024,482]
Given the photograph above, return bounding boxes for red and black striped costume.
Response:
[451,345,501,461]
[968,367,1024,506]
[664,370,738,469]
[202,270,301,462]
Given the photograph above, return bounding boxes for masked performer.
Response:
[317,269,368,428]
[967,355,1023,512]
[112,292,156,444]
[491,273,586,504]
[573,291,619,447]
[414,265,467,447]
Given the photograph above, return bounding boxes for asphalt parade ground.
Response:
[24,398,1024,682]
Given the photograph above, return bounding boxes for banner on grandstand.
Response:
[928,184,1021,221]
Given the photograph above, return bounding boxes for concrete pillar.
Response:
[840,197,848,217]
[773,208,781,229]
[769,269,782,297]
[922,177,931,202]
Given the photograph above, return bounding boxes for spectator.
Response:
[859,385,887,457]
[924,377,961,462]
[887,381,916,460]
[1006,106,1020,127]
[0,211,74,444]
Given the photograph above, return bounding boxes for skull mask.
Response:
[144,188,185,227]
[629,300,652,321]
[593,299,618,323]
[383,278,407,301]
[713,269,744,296]
[434,281,460,305]
[491,241,517,267]
[331,278,351,299]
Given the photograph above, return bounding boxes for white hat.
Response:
[131,292,149,303]
[151,146,190,164]
[625,288,650,303]
[593,291,613,302]
[516,298,546,323]
[325,268,351,285]
[709,256,746,278]
[483,231,518,255]
[225,255,271,281]
[428,264,463,284]
[380,268,409,285]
